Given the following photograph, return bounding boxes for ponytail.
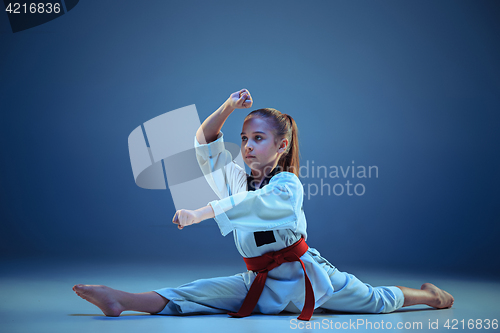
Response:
[276,114,299,177]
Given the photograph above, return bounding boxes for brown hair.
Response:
[244,108,300,177]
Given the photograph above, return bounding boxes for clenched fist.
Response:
[172,209,201,230]
[226,89,253,109]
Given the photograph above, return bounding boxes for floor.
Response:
[1,258,499,333]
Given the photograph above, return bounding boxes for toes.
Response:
[73,284,91,298]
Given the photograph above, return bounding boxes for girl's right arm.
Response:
[195,89,253,144]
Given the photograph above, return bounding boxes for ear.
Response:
[278,138,288,153]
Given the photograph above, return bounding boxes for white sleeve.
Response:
[195,131,247,200]
[208,172,304,236]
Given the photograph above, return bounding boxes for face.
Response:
[240,116,287,176]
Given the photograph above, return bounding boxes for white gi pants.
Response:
[153,268,404,315]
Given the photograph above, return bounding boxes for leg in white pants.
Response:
[319,269,404,314]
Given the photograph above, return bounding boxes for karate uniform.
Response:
[154,132,404,315]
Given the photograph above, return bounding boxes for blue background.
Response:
[1,0,499,278]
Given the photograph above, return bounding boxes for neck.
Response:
[251,162,279,185]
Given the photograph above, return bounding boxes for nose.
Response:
[244,141,253,152]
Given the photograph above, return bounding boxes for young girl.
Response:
[73,89,454,319]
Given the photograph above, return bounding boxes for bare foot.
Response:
[73,284,125,316]
[421,283,454,309]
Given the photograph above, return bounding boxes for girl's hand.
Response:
[172,209,201,230]
[226,89,253,109]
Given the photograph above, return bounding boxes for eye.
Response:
[255,135,262,140]
[241,136,247,141]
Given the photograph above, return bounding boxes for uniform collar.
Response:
[247,167,281,191]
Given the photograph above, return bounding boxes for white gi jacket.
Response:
[196,131,335,313]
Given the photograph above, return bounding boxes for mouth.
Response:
[245,155,256,159]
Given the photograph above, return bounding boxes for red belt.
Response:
[228,237,315,321]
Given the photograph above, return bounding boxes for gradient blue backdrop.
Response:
[1,0,499,278]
